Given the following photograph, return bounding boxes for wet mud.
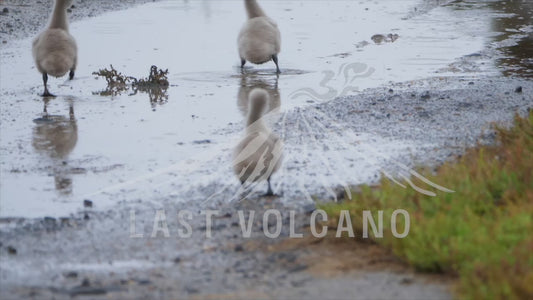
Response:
[1,0,532,299]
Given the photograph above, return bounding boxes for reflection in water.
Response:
[488,0,533,77]
[32,98,78,195]
[129,84,169,110]
[233,88,283,196]
[237,74,280,116]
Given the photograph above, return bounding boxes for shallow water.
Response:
[0,0,531,218]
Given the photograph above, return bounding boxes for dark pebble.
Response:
[193,139,211,144]
[81,278,90,287]
[468,82,474,85]
[7,246,17,255]
[418,111,430,118]
[515,86,522,93]
[400,277,414,285]
[388,88,394,93]
[83,199,93,208]
[291,279,307,287]
[137,279,151,285]
[289,264,308,273]
[420,91,431,100]
[44,217,56,225]
[199,223,225,231]
[185,286,199,294]
[303,203,316,215]
[69,286,107,296]
[234,244,244,252]
[64,271,78,279]
[2,7,8,14]
[336,189,346,201]
[173,257,181,264]
[84,213,90,220]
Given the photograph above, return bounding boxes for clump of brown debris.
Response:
[92,65,170,106]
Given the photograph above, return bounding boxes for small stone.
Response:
[173,257,181,264]
[81,278,90,287]
[185,286,199,294]
[7,246,17,255]
[83,200,93,208]
[418,111,430,118]
[234,244,244,252]
[193,139,211,144]
[64,271,78,279]
[336,189,346,201]
[400,277,414,284]
[303,203,316,215]
[44,217,56,224]
[468,81,474,85]
[2,8,8,14]
[515,86,522,93]
[289,264,308,273]
[137,279,151,285]
[388,88,394,93]
[84,213,90,220]
[420,91,431,100]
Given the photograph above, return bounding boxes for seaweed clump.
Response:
[92,65,170,107]
[130,65,170,107]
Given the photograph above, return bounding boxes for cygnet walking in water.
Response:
[32,0,78,97]
[238,0,281,74]
[233,88,283,196]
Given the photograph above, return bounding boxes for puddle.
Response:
[0,0,531,218]
[485,0,533,77]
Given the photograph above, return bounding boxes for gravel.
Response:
[0,0,160,44]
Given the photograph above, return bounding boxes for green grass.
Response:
[320,111,533,299]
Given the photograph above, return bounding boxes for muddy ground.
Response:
[1,74,529,299]
[0,0,159,44]
[0,0,532,299]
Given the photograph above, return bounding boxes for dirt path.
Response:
[1,0,532,299]
[3,73,530,298]
[0,0,162,44]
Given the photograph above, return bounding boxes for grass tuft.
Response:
[321,111,533,299]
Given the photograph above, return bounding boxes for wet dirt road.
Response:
[0,0,532,299]
[1,0,530,217]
